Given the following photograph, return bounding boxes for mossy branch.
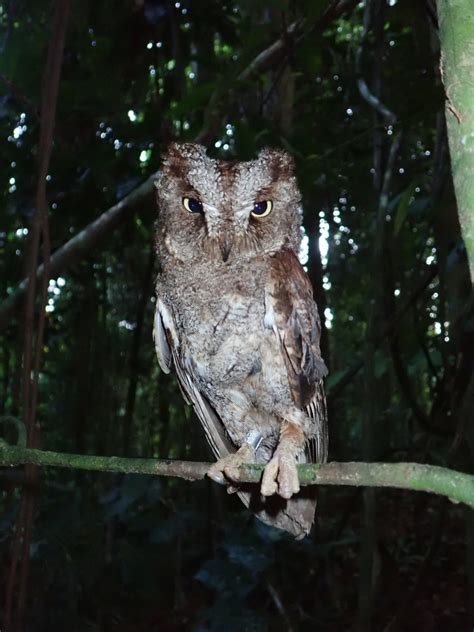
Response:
[0,440,473,508]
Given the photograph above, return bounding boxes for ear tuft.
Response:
[258,147,295,178]
[162,142,208,166]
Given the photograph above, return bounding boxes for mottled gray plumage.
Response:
[153,143,327,538]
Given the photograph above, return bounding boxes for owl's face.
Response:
[155,143,303,265]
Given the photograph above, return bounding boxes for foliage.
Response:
[0,0,472,629]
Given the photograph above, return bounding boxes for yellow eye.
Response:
[250,200,273,218]
[182,197,203,214]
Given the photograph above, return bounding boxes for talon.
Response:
[261,457,279,496]
[207,442,256,487]
[207,463,228,485]
[278,456,300,499]
[261,453,300,499]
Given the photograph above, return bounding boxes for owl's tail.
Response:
[237,489,317,539]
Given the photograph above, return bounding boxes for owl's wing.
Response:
[153,298,235,457]
[265,248,328,462]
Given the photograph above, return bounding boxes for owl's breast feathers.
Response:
[155,248,327,454]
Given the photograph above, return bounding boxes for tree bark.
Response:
[437,1,474,282]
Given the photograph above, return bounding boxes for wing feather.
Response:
[266,249,328,463]
[153,298,234,457]
[153,301,172,375]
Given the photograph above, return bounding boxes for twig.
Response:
[355,0,397,124]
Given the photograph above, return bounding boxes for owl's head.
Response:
[155,143,302,265]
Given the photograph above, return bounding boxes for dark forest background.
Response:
[0,0,473,630]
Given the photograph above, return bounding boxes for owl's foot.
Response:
[261,451,300,499]
[207,442,255,488]
[260,421,304,499]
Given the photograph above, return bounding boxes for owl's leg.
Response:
[261,421,305,499]
[207,431,262,488]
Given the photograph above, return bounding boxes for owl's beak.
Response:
[219,236,233,262]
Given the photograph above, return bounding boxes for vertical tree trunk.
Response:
[5,2,70,629]
[437,1,474,281]
[438,5,474,617]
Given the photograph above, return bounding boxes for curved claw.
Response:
[207,464,227,485]
[207,442,256,486]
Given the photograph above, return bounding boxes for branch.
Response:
[238,21,301,83]
[235,0,360,84]
[355,0,397,125]
[0,441,473,508]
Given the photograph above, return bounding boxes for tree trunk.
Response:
[437,1,474,282]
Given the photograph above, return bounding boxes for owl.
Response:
[153,143,327,538]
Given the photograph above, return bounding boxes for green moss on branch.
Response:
[1,442,473,508]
